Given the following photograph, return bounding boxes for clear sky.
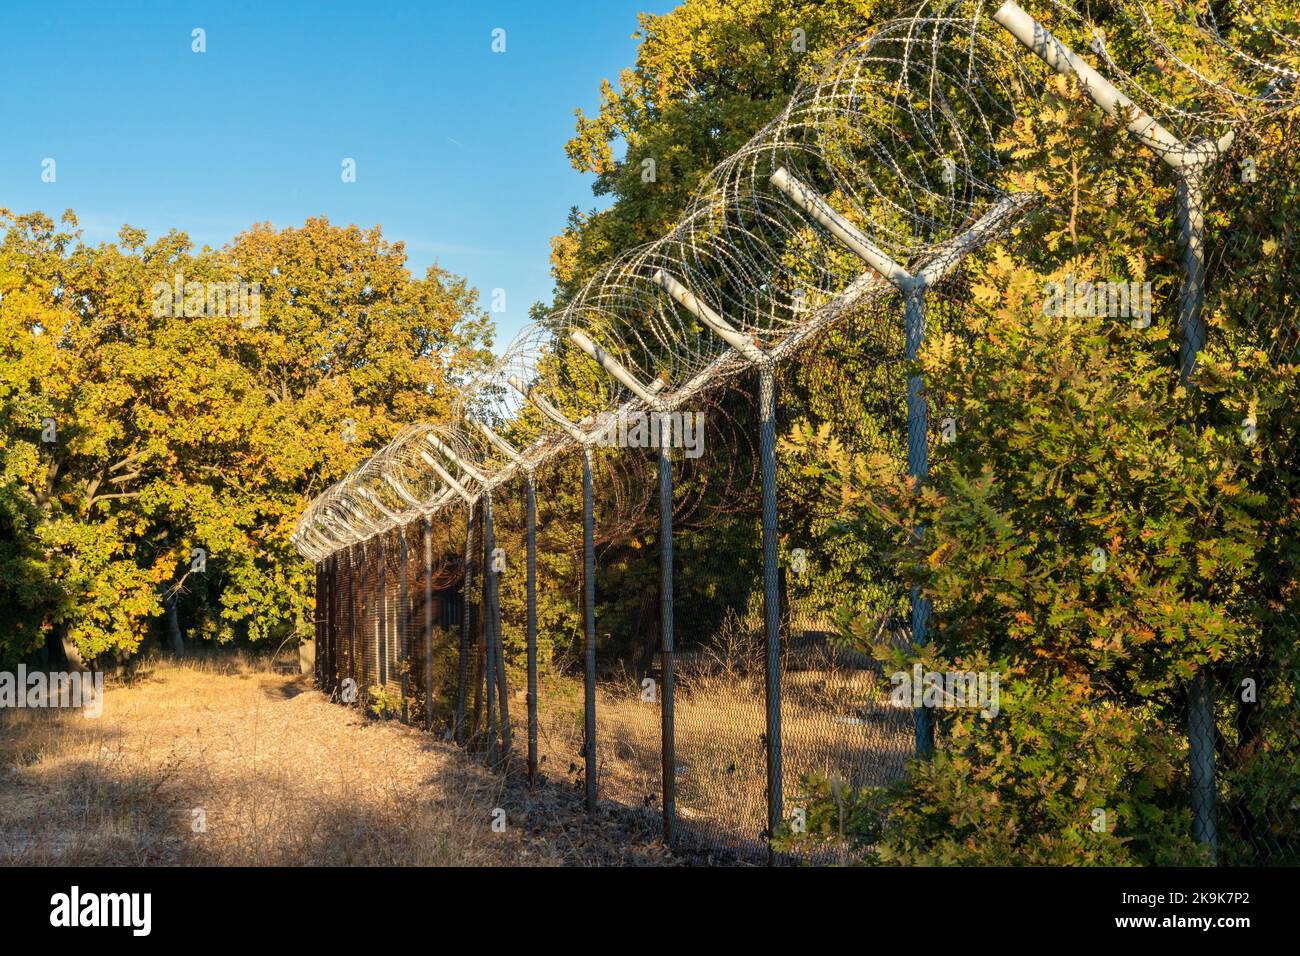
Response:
[0,0,674,350]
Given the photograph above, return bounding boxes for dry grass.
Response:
[0,650,671,866]
[2,627,909,866]
[533,614,912,862]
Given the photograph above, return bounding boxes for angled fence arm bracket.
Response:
[569,328,669,409]
[419,450,475,503]
[425,433,488,484]
[471,419,525,464]
[773,166,1036,292]
[770,167,914,289]
[653,269,769,365]
[508,375,595,445]
[993,1,1233,171]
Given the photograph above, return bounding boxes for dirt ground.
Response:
[0,653,675,866]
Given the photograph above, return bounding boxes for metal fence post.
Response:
[399,527,410,721]
[582,445,598,813]
[374,538,382,697]
[339,550,349,691]
[377,532,388,690]
[455,502,476,745]
[482,491,499,765]
[351,544,361,699]
[1177,169,1209,380]
[472,516,486,746]
[1188,667,1218,852]
[316,560,324,687]
[491,504,511,765]
[658,419,677,844]
[904,285,934,759]
[758,364,784,862]
[483,489,512,764]
[359,542,369,698]
[1179,166,1218,857]
[314,563,323,686]
[347,545,357,701]
[525,471,539,786]
[423,515,435,732]
[330,554,339,691]
[323,555,333,691]
[356,542,366,701]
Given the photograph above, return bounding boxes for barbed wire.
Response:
[292,3,1296,562]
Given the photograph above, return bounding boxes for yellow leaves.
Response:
[928,332,962,370]
[928,539,956,568]
[970,281,1002,309]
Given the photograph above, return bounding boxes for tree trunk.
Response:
[40,628,61,668]
[59,624,87,671]
[165,590,184,656]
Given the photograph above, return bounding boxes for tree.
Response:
[0,209,492,662]
[553,0,876,300]
[778,63,1298,863]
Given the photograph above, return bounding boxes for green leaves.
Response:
[0,210,491,661]
[771,23,1300,862]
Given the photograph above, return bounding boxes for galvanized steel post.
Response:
[525,472,539,785]
[582,446,598,812]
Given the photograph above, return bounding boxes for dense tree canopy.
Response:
[0,209,491,665]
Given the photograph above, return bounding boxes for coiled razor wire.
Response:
[293,0,1296,562]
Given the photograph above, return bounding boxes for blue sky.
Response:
[0,0,674,350]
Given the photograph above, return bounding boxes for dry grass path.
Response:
[0,654,672,866]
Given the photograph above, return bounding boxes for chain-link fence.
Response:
[311,374,1298,866]
[1214,615,1300,865]
[310,358,1300,868]
[312,369,924,864]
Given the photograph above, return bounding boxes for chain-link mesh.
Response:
[778,315,915,862]
[308,363,1300,866]
[1216,614,1300,865]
